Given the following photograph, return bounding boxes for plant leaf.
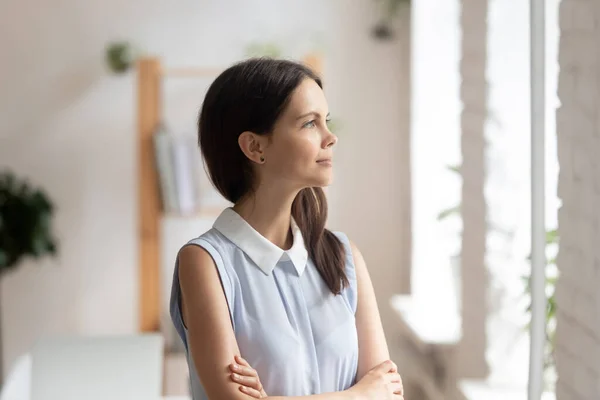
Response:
[546,229,559,244]
[437,205,461,221]
[447,164,462,175]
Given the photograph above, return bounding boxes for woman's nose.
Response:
[324,130,337,148]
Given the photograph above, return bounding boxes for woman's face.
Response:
[261,78,337,189]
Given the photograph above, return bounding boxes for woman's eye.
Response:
[303,120,316,128]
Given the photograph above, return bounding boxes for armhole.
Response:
[169,238,236,351]
[333,231,358,315]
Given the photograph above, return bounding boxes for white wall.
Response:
[555,0,600,398]
[0,0,411,375]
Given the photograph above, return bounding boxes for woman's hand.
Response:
[229,355,267,398]
[347,360,404,400]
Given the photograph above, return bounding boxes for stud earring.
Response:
[260,156,265,163]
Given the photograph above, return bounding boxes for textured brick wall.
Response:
[555,0,600,398]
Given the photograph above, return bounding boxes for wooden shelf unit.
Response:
[136,54,323,332]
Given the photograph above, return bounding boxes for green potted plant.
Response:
[0,170,58,382]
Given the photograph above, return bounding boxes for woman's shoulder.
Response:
[186,227,225,246]
[177,227,232,277]
[182,227,237,257]
[330,229,349,243]
[327,229,358,277]
[329,230,360,262]
[326,230,359,313]
[177,227,239,278]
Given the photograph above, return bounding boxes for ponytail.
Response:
[292,187,349,295]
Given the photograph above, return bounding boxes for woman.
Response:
[169,57,404,400]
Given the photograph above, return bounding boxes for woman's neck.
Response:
[232,187,300,251]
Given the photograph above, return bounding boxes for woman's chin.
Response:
[310,174,334,188]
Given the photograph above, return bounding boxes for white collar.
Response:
[213,208,309,276]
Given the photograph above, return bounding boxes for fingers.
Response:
[229,363,258,378]
[375,359,397,374]
[239,385,263,399]
[235,355,251,367]
[390,381,404,395]
[231,372,263,391]
[386,371,402,383]
[388,372,404,398]
[230,355,266,398]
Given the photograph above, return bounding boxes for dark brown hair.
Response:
[198,57,349,295]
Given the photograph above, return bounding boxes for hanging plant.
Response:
[105,41,137,74]
[372,0,411,40]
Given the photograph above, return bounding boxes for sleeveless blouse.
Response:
[170,208,359,398]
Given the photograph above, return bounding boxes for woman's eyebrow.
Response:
[296,111,330,120]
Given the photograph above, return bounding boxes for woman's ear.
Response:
[238,131,267,164]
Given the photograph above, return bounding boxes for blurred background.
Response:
[0,0,596,399]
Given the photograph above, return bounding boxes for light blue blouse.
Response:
[170,208,359,398]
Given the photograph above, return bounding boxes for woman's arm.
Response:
[178,245,358,400]
[348,239,394,381]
